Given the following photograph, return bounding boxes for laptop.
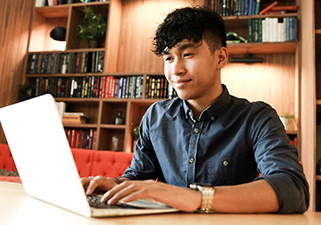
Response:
[0,94,178,217]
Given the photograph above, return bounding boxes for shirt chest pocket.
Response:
[198,150,258,186]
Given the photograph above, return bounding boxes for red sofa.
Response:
[0,143,133,183]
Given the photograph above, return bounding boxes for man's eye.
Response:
[184,53,193,57]
[164,57,173,61]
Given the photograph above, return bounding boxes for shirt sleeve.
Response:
[249,102,309,213]
[120,104,165,181]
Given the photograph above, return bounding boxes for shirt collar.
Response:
[182,84,231,121]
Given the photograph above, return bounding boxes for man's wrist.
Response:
[189,183,215,213]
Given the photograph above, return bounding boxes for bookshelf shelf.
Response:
[63,123,98,129]
[27,49,106,54]
[227,42,297,55]
[100,125,126,129]
[55,98,99,103]
[224,13,298,28]
[35,1,111,18]
[35,5,70,18]
[224,13,298,21]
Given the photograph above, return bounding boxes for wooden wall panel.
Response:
[300,0,316,211]
[116,0,202,73]
[222,54,296,116]
[0,0,34,143]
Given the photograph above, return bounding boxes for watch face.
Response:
[189,184,198,190]
[189,183,213,190]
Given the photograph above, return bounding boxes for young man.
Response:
[82,7,309,213]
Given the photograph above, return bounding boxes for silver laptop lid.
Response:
[0,94,91,217]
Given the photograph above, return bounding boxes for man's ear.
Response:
[217,47,228,69]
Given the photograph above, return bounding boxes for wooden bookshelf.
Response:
[24,0,302,153]
[0,0,318,213]
[300,0,321,212]
[315,0,321,212]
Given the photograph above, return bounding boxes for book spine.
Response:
[258,18,262,42]
[254,0,261,15]
[110,76,116,98]
[253,19,259,42]
[289,17,294,41]
[145,75,150,98]
[271,18,278,42]
[125,76,130,98]
[248,0,253,16]
[121,77,127,98]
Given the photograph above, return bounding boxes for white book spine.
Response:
[262,19,266,42]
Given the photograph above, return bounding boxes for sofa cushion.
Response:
[91,150,133,177]
[0,144,133,181]
[0,143,17,172]
[71,148,95,178]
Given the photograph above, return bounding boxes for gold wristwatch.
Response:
[189,183,215,213]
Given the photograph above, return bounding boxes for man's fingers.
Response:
[101,180,151,204]
[82,175,118,195]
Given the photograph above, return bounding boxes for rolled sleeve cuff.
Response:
[256,173,309,214]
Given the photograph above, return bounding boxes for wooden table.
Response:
[1,181,321,225]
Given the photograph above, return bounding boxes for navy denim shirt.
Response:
[122,85,309,213]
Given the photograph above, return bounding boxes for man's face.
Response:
[162,39,225,103]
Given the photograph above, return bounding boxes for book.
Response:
[62,112,88,124]
[26,53,39,74]
[259,1,278,15]
[254,0,261,15]
[55,101,66,120]
[264,10,287,15]
[35,0,46,7]
[270,5,298,12]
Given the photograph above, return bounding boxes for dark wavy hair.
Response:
[153,6,226,56]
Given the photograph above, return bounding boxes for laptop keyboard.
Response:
[87,195,139,209]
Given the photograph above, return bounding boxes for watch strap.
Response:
[200,186,214,213]
[189,183,215,213]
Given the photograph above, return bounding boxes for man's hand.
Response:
[81,175,120,195]
[100,179,202,212]
[81,176,201,212]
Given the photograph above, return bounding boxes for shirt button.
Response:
[189,158,195,163]
[194,128,199,133]
[210,116,214,120]
[223,161,229,166]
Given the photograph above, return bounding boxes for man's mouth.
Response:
[172,79,192,88]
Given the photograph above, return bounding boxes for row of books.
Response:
[205,0,262,16]
[36,0,107,7]
[145,76,178,99]
[205,0,298,17]
[248,17,297,43]
[31,77,100,98]
[26,51,104,74]
[65,128,97,149]
[30,75,178,99]
[101,76,144,99]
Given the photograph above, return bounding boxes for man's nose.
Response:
[171,58,185,76]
